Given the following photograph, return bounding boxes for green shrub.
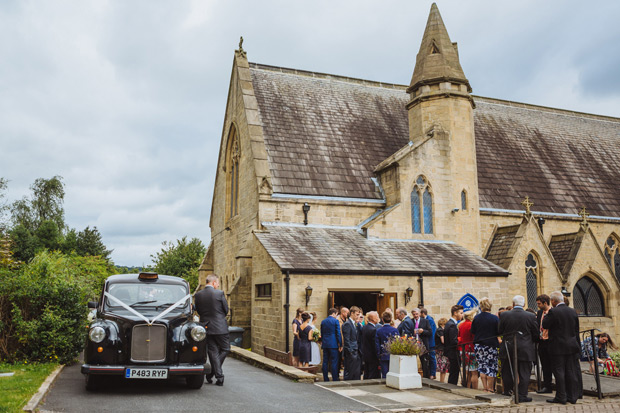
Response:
[0,250,112,364]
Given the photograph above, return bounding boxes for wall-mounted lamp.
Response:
[302,202,311,225]
[561,286,571,297]
[451,208,459,213]
[305,284,313,306]
[404,286,413,305]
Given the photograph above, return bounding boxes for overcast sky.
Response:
[1,1,619,266]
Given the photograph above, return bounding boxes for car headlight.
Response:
[89,326,106,343]
[190,325,206,342]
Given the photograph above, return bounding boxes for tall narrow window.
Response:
[411,176,433,234]
[411,190,421,233]
[423,187,433,234]
[525,253,538,311]
[604,236,620,282]
[226,126,240,220]
[461,190,467,211]
[573,276,604,317]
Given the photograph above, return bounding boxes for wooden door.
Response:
[377,293,397,317]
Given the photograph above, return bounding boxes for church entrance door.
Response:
[327,291,397,317]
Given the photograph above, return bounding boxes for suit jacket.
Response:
[320,316,342,349]
[375,324,399,361]
[361,323,379,362]
[356,322,364,356]
[444,319,459,359]
[412,317,432,350]
[498,307,539,361]
[425,315,437,349]
[342,318,359,352]
[194,286,229,335]
[397,316,415,337]
[541,303,580,355]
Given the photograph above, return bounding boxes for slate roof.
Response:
[254,225,509,276]
[250,64,620,217]
[548,232,584,277]
[484,225,520,269]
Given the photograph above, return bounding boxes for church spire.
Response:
[408,3,471,98]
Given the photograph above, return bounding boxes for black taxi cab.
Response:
[81,272,207,390]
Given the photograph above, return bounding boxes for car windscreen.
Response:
[105,282,189,312]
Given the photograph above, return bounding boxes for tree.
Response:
[0,177,8,233]
[151,237,205,290]
[76,226,112,261]
[11,176,65,232]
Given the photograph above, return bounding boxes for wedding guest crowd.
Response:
[293,287,613,407]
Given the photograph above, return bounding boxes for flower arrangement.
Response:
[312,327,321,343]
[383,335,426,356]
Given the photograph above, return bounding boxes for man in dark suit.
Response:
[194,274,230,386]
[444,304,463,385]
[320,308,342,381]
[361,311,380,379]
[535,294,553,394]
[396,307,415,337]
[411,308,432,378]
[542,291,581,405]
[498,295,539,402]
[342,306,361,380]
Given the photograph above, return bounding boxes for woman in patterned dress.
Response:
[471,298,500,392]
[435,318,450,382]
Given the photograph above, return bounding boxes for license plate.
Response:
[125,368,168,379]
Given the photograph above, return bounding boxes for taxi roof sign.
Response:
[138,272,159,281]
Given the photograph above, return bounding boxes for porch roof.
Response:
[254,225,509,276]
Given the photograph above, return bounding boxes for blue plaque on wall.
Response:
[457,293,479,312]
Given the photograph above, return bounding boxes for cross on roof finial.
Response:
[579,206,589,226]
[521,196,534,215]
[238,36,246,58]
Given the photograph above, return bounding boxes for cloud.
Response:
[1,0,619,266]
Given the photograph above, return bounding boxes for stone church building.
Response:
[200,4,620,352]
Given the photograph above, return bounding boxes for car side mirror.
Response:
[88,301,98,309]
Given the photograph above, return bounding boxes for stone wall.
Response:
[250,237,285,351]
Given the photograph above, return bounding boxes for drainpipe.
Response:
[284,270,290,352]
[418,273,424,308]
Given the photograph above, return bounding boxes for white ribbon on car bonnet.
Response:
[104,292,192,325]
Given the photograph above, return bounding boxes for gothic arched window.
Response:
[411,176,433,234]
[226,126,240,220]
[604,235,620,282]
[461,190,467,211]
[573,276,604,317]
[525,253,539,311]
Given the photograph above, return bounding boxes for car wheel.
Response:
[185,374,204,389]
[85,374,101,391]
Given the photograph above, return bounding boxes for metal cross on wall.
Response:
[521,196,534,215]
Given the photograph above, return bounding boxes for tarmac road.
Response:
[39,357,372,413]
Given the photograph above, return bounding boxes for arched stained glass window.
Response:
[226,126,240,220]
[461,190,467,211]
[573,276,604,317]
[423,187,433,234]
[411,191,421,233]
[604,236,620,283]
[525,253,538,311]
[411,176,433,235]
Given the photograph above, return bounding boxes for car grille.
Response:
[131,324,167,362]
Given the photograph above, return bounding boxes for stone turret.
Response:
[406,3,481,253]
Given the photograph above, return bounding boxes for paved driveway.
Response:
[40,357,372,413]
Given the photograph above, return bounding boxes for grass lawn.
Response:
[0,361,58,413]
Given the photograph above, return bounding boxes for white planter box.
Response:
[386,354,422,390]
